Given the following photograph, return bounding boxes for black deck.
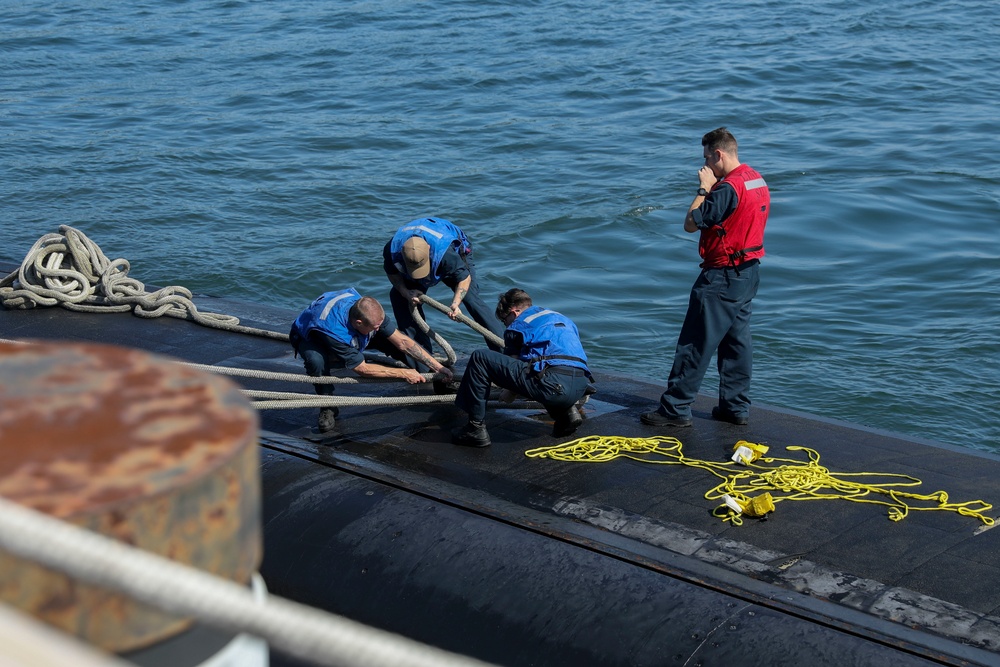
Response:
[3,284,1000,667]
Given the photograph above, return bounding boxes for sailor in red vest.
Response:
[641,127,770,428]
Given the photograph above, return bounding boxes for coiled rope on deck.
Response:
[525,436,995,526]
[0,225,289,340]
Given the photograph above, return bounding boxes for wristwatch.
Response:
[696,187,710,197]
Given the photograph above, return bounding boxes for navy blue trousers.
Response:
[659,261,760,418]
[296,333,406,396]
[456,349,590,423]
[389,260,504,367]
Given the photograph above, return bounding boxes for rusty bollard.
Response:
[0,340,261,652]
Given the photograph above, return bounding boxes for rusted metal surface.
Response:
[0,340,261,653]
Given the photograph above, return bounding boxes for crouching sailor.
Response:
[289,288,453,433]
[452,288,594,448]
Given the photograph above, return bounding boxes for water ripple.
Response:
[1,0,998,451]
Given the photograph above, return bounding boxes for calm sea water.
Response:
[2,1,998,453]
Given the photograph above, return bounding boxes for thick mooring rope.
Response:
[0,226,469,367]
[0,227,573,414]
[0,225,289,340]
[0,338,547,413]
[418,294,504,349]
[179,360,440,385]
[408,298,458,368]
[246,391,539,411]
[0,227,501,408]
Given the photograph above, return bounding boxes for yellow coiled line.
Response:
[525,436,995,527]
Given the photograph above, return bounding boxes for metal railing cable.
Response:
[0,496,498,667]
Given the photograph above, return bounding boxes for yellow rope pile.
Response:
[525,436,995,526]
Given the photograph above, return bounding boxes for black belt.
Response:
[713,258,759,272]
[544,365,588,377]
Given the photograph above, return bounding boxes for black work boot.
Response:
[318,407,339,433]
[712,406,749,425]
[552,405,584,437]
[451,420,491,448]
[640,409,692,428]
[576,383,598,407]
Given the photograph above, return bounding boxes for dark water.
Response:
[2,0,998,452]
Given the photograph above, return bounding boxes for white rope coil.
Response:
[0,225,288,340]
[0,496,497,667]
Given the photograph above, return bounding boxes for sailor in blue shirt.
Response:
[289,288,453,433]
[452,288,594,447]
[383,217,504,364]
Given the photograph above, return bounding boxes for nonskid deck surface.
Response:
[3,286,1000,665]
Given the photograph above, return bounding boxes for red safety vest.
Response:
[699,164,770,268]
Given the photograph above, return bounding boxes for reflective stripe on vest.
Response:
[699,164,769,268]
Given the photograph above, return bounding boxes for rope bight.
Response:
[525,436,995,527]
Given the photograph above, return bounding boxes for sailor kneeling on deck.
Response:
[452,288,594,448]
[290,288,453,433]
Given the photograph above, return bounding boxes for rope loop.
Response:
[406,299,457,368]
[526,436,996,526]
